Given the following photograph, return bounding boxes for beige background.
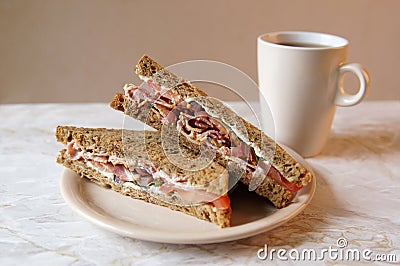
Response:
[1,0,399,103]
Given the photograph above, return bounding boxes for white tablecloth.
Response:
[0,101,399,265]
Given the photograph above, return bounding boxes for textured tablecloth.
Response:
[0,101,399,265]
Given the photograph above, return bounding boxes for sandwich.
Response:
[110,55,313,208]
[56,126,232,227]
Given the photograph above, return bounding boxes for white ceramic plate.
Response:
[60,147,316,244]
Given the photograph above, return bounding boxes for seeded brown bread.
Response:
[57,149,231,227]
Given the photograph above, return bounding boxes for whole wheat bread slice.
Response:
[56,126,231,227]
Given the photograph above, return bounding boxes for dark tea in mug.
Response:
[276,42,331,48]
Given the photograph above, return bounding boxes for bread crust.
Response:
[135,54,164,78]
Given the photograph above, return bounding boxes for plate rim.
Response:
[60,147,316,244]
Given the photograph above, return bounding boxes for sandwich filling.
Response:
[65,140,230,210]
[124,83,302,193]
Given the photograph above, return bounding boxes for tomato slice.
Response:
[212,195,231,210]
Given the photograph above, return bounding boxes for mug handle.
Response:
[334,63,370,106]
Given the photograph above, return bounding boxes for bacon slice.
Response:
[66,141,81,160]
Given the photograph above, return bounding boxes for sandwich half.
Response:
[110,55,313,208]
[56,126,231,227]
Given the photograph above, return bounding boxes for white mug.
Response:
[257,31,370,157]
